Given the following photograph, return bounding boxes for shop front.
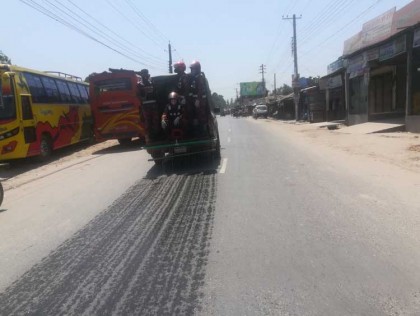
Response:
[320,58,346,122]
[367,35,407,120]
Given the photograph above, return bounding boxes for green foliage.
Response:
[211,92,227,109]
[0,51,11,64]
[273,84,293,96]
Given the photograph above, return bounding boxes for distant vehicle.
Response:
[253,104,268,119]
[89,69,145,145]
[0,64,92,161]
[142,74,221,164]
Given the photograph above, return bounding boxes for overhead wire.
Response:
[41,0,166,67]
[299,0,383,58]
[19,0,167,71]
[124,0,169,45]
[65,0,167,63]
[105,0,165,49]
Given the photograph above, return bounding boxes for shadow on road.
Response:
[0,141,94,180]
[91,139,144,155]
[145,154,221,180]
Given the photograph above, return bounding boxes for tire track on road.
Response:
[0,171,217,315]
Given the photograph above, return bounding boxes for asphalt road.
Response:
[1,116,420,315]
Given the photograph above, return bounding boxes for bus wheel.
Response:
[39,134,53,161]
[118,138,132,146]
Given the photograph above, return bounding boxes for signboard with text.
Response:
[240,82,266,97]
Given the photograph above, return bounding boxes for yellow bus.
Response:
[0,64,92,161]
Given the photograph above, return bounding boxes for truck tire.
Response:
[151,151,164,165]
[214,130,221,159]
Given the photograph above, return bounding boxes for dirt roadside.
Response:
[261,118,420,174]
[0,140,124,190]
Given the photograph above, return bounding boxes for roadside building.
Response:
[327,0,420,132]
[319,58,346,122]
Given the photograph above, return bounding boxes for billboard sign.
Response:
[393,0,420,32]
[361,8,395,47]
[240,82,266,97]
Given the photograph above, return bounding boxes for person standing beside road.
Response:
[173,61,192,136]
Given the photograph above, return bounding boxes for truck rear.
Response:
[141,74,221,164]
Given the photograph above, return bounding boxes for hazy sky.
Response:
[2,0,413,100]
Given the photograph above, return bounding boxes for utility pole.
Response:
[283,14,302,120]
[259,64,266,89]
[168,42,173,74]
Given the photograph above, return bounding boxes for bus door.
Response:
[19,93,37,147]
[0,72,20,155]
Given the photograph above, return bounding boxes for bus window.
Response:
[56,79,72,103]
[94,78,132,94]
[0,77,16,120]
[41,76,61,103]
[21,95,34,120]
[77,83,89,103]
[23,72,48,103]
[67,82,82,104]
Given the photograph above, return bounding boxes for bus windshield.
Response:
[0,78,16,120]
[93,78,132,94]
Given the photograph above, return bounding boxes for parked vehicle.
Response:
[89,69,145,145]
[142,74,221,165]
[0,64,92,162]
[253,104,268,119]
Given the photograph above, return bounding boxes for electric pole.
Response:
[283,14,302,120]
[168,42,173,74]
[259,64,266,89]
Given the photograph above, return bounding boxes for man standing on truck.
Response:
[161,92,185,136]
[137,69,159,141]
[189,60,209,136]
[174,61,192,136]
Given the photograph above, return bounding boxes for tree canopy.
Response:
[0,51,11,64]
[211,92,227,110]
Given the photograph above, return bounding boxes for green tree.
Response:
[0,51,11,64]
[211,92,227,110]
[272,84,293,96]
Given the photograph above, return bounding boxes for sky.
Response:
[1,0,414,101]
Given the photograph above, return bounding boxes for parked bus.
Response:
[89,69,145,145]
[0,64,92,161]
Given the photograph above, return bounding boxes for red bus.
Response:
[89,69,145,145]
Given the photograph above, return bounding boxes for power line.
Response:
[105,0,164,49]
[65,0,167,63]
[19,0,167,71]
[298,0,353,43]
[299,0,383,58]
[124,0,169,44]
[42,0,166,67]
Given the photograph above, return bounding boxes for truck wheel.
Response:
[151,151,164,165]
[214,130,221,159]
[118,138,132,146]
